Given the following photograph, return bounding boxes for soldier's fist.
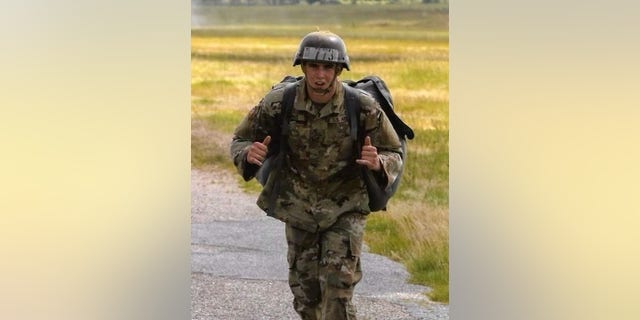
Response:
[356,136,381,171]
[247,136,271,166]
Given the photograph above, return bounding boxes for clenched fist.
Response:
[246,136,271,166]
[355,136,382,171]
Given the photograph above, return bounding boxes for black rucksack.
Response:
[256,75,414,212]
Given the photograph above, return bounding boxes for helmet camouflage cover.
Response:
[292,31,350,71]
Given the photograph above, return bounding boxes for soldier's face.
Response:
[302,62,339,91]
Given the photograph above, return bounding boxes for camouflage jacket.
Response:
[230,78,403,232]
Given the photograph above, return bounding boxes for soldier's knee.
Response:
[322,255,362,300]
[325,262,357,288]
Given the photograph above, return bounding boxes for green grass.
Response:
[398,128,449,206]
[408,247,450,302]
[364,204,449,302]
[364,216,412,258]
[192,3,449,303]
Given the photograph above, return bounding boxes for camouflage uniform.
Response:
[230,78,403,319]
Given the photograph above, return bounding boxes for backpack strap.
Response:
[255,82,296,185]
[280,83,297,143]
[343,83,391,211]
[342,84,363,157]
[264,82,297,215]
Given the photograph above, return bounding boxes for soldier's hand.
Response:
[356,136,382,171]
[247,136,271,166]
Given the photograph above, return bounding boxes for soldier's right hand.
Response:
[246,135,271,166]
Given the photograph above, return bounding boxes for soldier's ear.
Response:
[335,65,343,76]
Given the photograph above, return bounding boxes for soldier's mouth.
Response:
[310,82,331,95]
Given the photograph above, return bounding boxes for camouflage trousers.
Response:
[285,212,366,320]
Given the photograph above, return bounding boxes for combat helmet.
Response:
[292,31,350,71]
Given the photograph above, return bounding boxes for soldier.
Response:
[230,31,403,320]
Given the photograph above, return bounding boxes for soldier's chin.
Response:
[310,85,329,94]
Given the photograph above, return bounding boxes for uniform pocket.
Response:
[287,247,297,270]
[348,234,362,259]
[288,118,311,161]
[323,115,352,158]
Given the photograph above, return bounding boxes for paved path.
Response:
[191,167,449,320]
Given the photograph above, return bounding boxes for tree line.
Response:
[195,0,447,5]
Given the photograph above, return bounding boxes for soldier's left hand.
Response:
[356,136,382,171]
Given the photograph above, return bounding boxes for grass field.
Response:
[191,3,449,302]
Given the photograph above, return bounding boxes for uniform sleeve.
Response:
[230,92,283,181]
